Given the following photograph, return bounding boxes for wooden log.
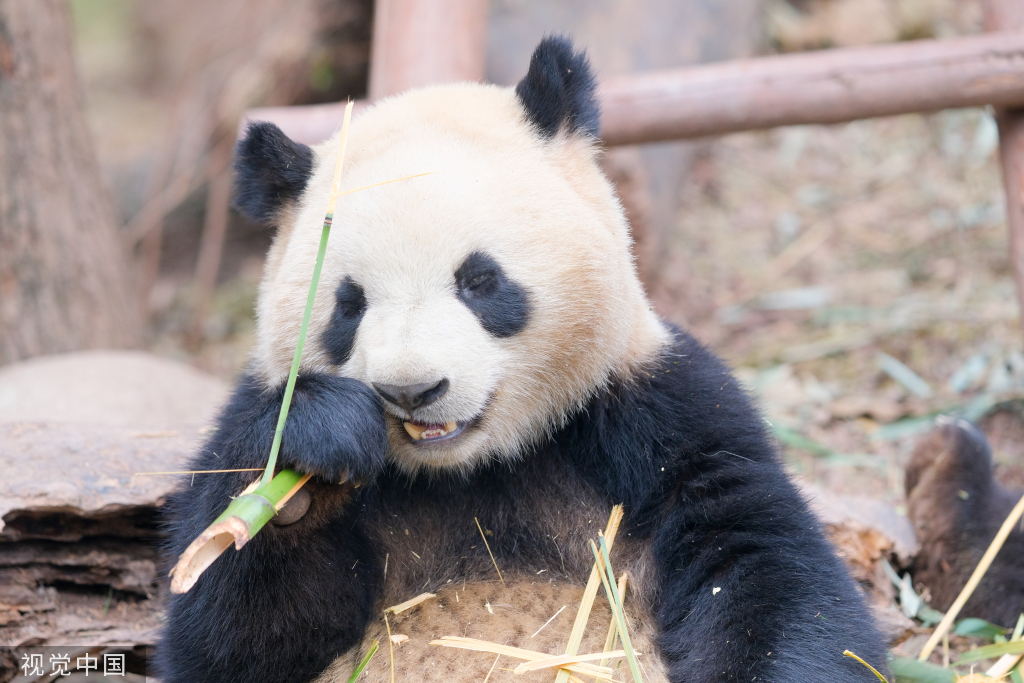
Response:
[244,31,1024,148]
[599,30,1024,145]
[982,1,1024,332]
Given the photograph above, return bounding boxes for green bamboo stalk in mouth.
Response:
[259,99,356,489]
[169,101,356,595]
[168,106,435,596]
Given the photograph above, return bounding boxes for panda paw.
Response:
[275,373,388,484]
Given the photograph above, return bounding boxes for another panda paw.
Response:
[277,372,388,484]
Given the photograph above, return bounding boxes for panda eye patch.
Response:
[464,271,495,294]
[455,251,531,338]
[322,277,366,365]
[336,279,367,318]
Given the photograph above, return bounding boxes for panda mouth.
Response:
[402,419,469,443]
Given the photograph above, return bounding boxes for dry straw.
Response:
[555,504,624,683]
[598,572,629,678]
[843,650,888,682]
[424,506,636,682]
[384,612,395,683]
[475,517,506,588]
[513,650,634,674]
[384,592,436,615]
[428,637,617,679]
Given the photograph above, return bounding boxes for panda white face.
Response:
[250,84,667,474]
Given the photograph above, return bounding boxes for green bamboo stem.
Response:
[169,103,431,595]
[169,469,312,594]
[347,640,379,683]
[591,535,644,683]
[260,100,355,488]
[169,102,355,594]
[213,468,309,536]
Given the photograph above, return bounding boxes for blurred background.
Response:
[58,0,1018,499]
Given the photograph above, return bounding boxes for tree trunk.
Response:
[0,0,142,365]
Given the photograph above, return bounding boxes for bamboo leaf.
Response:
[889,657,955,683]
[954,618,1008,640]
[958,641,1024,663]
[347,640,378,683]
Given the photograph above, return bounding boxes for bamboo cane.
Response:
[168,101,356,594]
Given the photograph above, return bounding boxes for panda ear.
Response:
[515,35,600,140]
[232,121,315,223]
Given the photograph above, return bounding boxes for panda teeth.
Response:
[403,421,458,441]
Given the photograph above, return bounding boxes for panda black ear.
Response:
[232,121,315,223]
[515,35,600,140]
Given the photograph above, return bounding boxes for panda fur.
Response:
[159,36,887,683]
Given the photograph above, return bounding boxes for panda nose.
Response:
[372,379,449,413]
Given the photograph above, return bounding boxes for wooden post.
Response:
[368,0,488,99]
[981,2,1024,331]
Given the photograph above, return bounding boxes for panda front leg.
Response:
[650,468,888,682]
[564,336,888,682]
[158,371,388,683]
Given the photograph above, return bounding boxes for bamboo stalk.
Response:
[260,100,355,487]
[593,536,643,683]
[169,471,312,593]
[919,492,1024,661]
[554,505,624,683]
[597,573,629,680]
[168,102,355,594]
[167,104,435,595]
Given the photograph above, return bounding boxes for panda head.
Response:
[236,36,668,474]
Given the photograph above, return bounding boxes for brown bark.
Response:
[0,0,142,365]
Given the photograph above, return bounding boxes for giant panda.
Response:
[159,36,887,683]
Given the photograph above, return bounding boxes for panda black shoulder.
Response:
[515,35,600,139]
